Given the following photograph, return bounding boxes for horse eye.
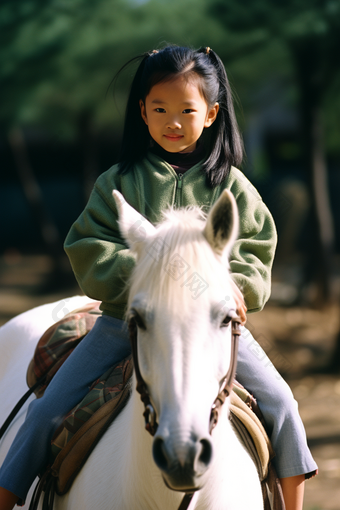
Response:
[131,311,146,330]
[220,315,232,328]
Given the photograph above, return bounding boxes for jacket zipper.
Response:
[176,173,183,206]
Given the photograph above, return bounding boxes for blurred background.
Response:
[1,0,340,507]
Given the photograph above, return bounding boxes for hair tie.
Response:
[151,50,159,55]
[206,47,211,55]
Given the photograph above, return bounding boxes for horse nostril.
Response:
[153,435,213,475]
[198,438,213,467]
[153,437,169,471]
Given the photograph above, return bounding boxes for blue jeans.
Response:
[0,318,317,501]
[237,327,317,478]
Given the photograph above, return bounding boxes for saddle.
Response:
[22,301,284,510]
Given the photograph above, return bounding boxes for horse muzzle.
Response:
[152,434,213,491]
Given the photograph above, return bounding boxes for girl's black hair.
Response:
[115,45,243,187]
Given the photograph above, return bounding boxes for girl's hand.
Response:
[230,279,247,325]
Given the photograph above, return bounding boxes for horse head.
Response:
[113,189,239,493]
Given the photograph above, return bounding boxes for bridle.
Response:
[128,314,242,510]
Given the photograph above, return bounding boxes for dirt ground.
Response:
[0,253,340,510]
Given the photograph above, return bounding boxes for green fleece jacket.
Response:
[64,152,277,319]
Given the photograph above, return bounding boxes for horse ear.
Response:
[113,190,155,250]
[203,189,239,258]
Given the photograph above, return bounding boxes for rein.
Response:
[128,315,242,510]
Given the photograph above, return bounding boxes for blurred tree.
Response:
[210,0,340,305]
[0,0,147,135]
[8,127,68,289]
[0,0,228,137]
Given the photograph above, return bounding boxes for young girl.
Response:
[0,45,317,510]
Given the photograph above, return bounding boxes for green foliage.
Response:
[1,0,143,135]
[210,0,340,153]
[0,0,229,137]
[211,0,340,39]
[210,0,340,88]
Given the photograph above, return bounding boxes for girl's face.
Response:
[140,75,219,153]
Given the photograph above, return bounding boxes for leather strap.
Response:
[177,493,195,510]
[128,319,158,436]
[209,317,241,433]
[0,375,46,440]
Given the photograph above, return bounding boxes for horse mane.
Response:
[126,206,232,315]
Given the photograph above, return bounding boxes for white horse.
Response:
[0,190,264,510]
